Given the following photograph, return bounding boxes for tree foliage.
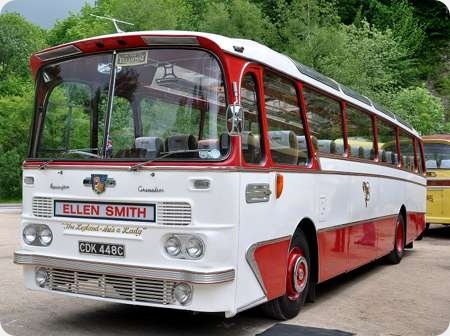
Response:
[0,13,45,79]
[0,0,449,199]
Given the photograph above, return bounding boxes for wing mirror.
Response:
[226,104,243,135]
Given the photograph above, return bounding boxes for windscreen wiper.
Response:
[38,149,101,170]
[129,149,206,171]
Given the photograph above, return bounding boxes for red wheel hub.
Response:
[286,247,308,301]
[396,219,404,253]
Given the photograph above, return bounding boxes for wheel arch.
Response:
[293,218,319,287]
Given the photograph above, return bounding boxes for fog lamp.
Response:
[35,268,48,288]
[173,283,192,305]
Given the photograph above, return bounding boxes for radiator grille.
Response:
[32,197,53,218]
[44,268,175,304]
[157,202,191,225]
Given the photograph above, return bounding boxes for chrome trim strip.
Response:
[14,251,235,284]
[22,164,426,187]
[245,235,291,296]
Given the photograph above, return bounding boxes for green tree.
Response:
[0,94,33,199]
[0,13,46,79]
[389,86,449,135]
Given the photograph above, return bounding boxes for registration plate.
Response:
[78,241,125,257]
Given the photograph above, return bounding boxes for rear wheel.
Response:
[262,232,311,320]
[386,215,405,264]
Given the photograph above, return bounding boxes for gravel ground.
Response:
[1,212,449,336]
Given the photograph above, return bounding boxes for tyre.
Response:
[262,231,311,320]
[386,215,405,264]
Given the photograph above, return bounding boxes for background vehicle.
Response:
[14,31,426,320]
[424,134,450,227]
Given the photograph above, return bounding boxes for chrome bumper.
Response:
[14,250,235,284]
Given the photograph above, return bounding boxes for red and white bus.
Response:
[15,31,426,320]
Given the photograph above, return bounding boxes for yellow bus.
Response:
[424,135,450,226]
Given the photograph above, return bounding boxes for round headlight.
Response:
[35,268,48,287]
[164,236,182,256]
[38,227,53,246]
[173,283,192,305]
[185,237,204,259]
[23,225,37,245]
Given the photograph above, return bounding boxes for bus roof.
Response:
[422,134,450,142]
[30,30,419,136]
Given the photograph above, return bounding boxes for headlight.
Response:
[23,225,37,244]
[173,283,192,305]
[22,224,53,246]
[163,234,205,260]
[164,236,182,256]
[38,227,53,246]
[185,237,204,259]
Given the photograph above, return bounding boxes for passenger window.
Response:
[264,71,308,165]
[240,74,263,164]
[346,105,375,160]
[377,119,399,165]
[399,131,415,172]
[303,88,344,155]
[415,138,423,174]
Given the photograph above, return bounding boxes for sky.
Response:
[0,0,95,28]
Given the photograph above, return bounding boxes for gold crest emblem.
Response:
[91,174,107,194]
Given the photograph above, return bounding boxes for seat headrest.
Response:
[166,134,197,151]
[269,131,298,150]
[135,137,163,151]
[135,137,164,158]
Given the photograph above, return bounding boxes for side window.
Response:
[346,105,375,160]
[303,88,344,155]
[399,131,415,172]
[264,71,308,165]
[377,119,399,165]
[241,73,263,164]
[415,138,423,174]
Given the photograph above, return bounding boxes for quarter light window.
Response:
[240,74,263,164]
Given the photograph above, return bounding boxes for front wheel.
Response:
[386,215,405,264]
[262,231,311,320]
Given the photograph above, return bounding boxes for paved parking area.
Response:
[1,213,449,336]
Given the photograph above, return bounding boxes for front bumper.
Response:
[14,250,235,284]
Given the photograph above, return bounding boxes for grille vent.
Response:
[44,268,175,305]
[32,197,53,218]
[32,197,192,225]
[157,202,192,225]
